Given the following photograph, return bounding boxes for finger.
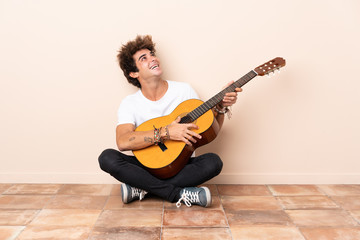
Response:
[186,134,197,144]
[183,136,192,146]
[225,92,238,97]
[186,123,199,130]
[223,96,237,102]
[187,130,202,139]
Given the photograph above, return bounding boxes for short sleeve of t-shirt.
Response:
[117,81,199,127]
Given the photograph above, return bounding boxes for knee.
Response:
[98,148,118,172]
[207,153,223,175]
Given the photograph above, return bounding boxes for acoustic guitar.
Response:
[133,57,286,179]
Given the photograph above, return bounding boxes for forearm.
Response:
[117,130,155,151]
[116,126,170,151]
[213,108,225,129]
[213,103,230,130]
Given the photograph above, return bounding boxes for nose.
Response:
[150,55,156,62]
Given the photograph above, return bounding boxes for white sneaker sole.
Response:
[201,186,212,207]
[121,183,129,203]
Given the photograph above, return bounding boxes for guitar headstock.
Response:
[254,57,286,76]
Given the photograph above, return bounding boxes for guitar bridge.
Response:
[157,142,168,152]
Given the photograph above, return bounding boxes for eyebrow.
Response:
[138,53,146,61]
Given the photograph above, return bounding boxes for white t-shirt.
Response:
[117,80,199,127]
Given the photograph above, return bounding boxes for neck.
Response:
[140,78,168,101]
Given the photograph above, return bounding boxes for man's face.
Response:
[130,49,163,81]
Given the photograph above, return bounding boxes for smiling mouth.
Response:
[150,63,159,70]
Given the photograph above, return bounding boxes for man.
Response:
[98,35,241,208]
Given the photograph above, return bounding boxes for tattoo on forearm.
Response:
[144,137,153,143]
[129,137,135,142]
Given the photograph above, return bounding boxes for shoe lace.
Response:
[131,187,148,201]
[176,189,200,208]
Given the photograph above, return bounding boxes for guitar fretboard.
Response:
[181,70,258,123]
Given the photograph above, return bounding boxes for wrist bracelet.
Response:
[164,125,170,140]
[153,126,162,145]
[214,106,229,114]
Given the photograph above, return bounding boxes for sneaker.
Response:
[121,183,148,204]
[176,186,211,208]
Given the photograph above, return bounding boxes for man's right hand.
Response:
[168,117,202,146]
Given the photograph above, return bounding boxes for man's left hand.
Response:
[220,81,242,107]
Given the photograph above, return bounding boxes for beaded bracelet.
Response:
[153,126,162,145]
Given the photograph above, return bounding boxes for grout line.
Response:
[86,184,112,239]
[265,184,308,240]
[160,200,165,240]
[216,184,234,240]
[326,194,360,226]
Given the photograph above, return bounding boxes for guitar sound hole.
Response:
[180,115,193,124]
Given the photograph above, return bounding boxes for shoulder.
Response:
[168,80,193,89]
[121,90,142,104]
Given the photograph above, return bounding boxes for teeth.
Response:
[151,65,158,70]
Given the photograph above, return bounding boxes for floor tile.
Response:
[95,209,162,228]
[163,209,227,227]
[225,210,292,226]
[162,227,232,240]
[317,185,360,195]
[17,226,91,240]
[1,183,360,240]
[0,195,53,209]
[104,196,163,210]
[221,196,282,211]
[331,196,360,210]
[29,209,101,227]
[268,185,323,196]
[0,184,13,194]
[277,196,338,210]
[286,210,358,227]
[349,210,360,224]
[90,227,161,240]
[0,209,39,225]
[110,184,121,195]
[3,184,62,195]
[300,227,360,240]
[0,226,25,240]
[203,184,219,195]
[45,195,108,209]
[218,184,271,196]
[57,184,113,196]
[230,226,305,240]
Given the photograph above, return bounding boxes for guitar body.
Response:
[133,99,220,179]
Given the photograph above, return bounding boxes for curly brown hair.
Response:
[117,35,156,88]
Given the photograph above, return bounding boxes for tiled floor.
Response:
[1,184,360,240]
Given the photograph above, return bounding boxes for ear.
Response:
[129,72,139,79]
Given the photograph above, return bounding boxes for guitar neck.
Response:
[182,70,258,123]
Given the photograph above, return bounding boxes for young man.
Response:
[98,35,241,208]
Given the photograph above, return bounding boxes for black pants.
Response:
[98,149,223,202]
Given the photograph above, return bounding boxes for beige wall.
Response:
[1,0,359,184]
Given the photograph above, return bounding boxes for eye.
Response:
[150,51,155,56]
